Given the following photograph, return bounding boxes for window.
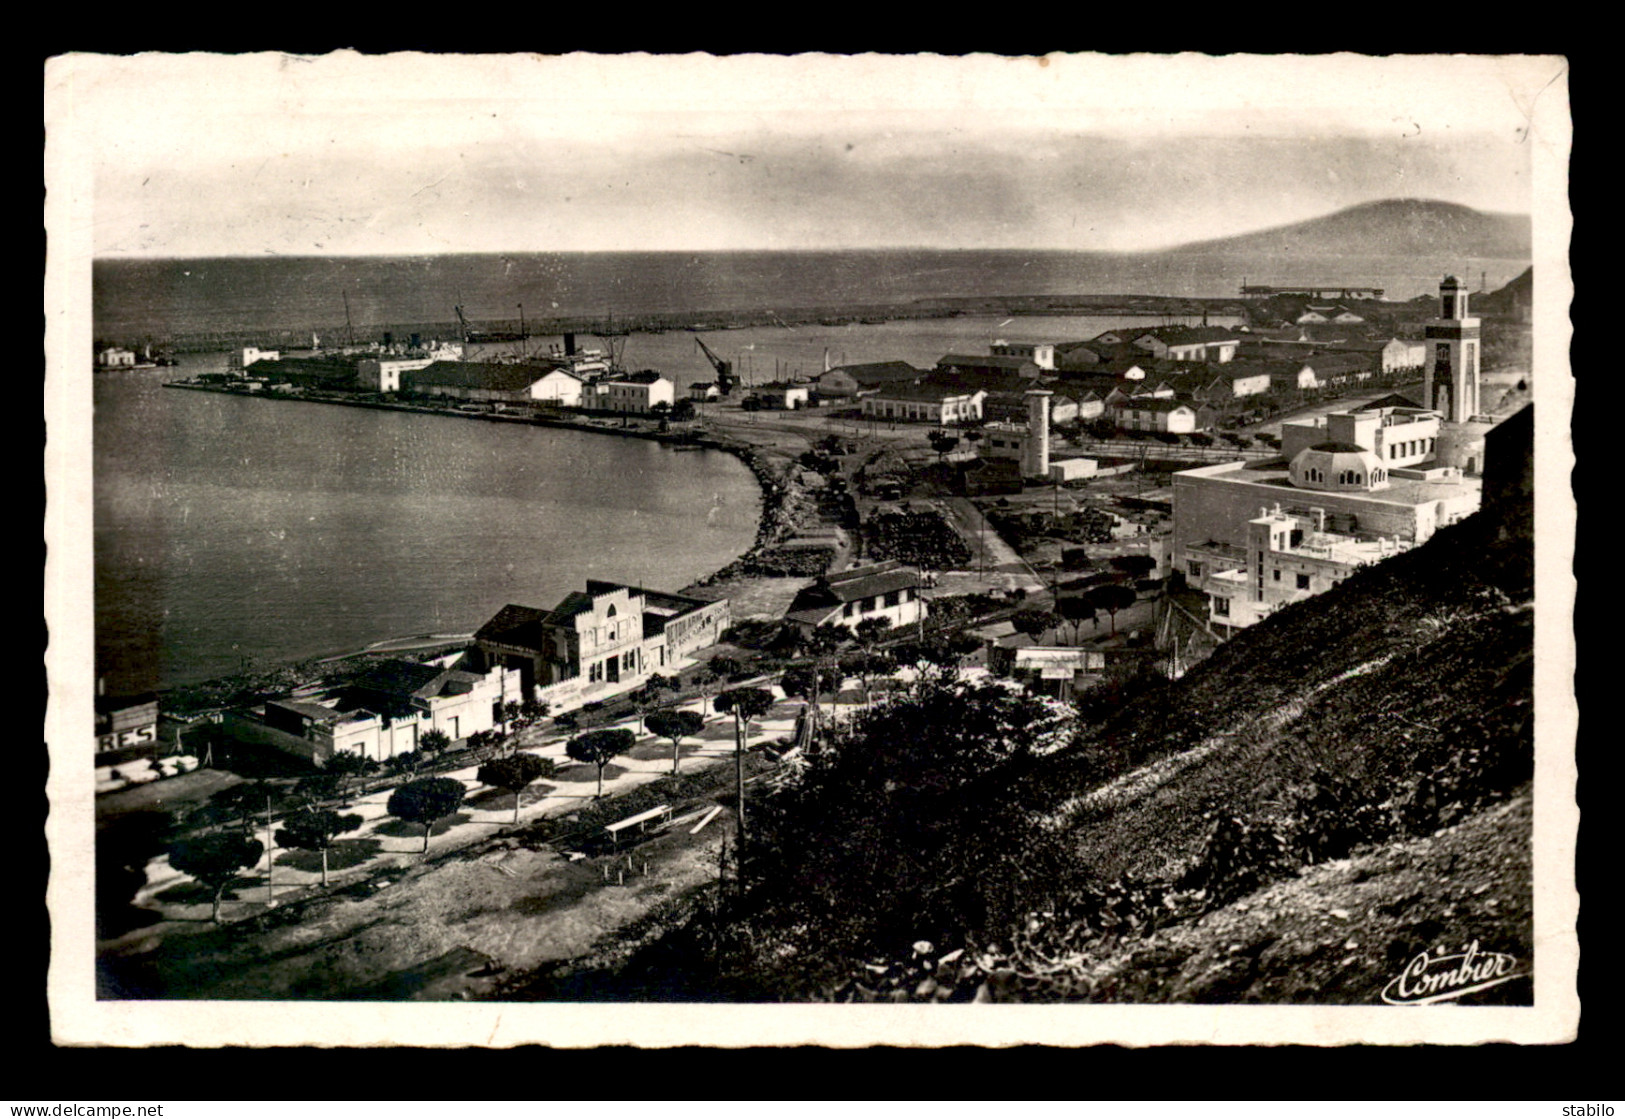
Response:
[1296,573,1311,590]
[1273,569,1281,582]
[1213,597,1230,617]
[884,590,900,608]
[1188,561,1203,578]
[843,602,856,618]
[623,651,636,671]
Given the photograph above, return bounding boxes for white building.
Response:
[1202,505,1407,636]
[1131,326,1241,363]
[1281,398,1442,469]
[601,371,676,414]
[226,655,522,765]
[230,346,280,372]
[356,355,437,393]
[1111,397,1202,433]
[861,384,985,425]
[1170,447,1481,620]
[990,340,1056,370]
[748,382,812,410]
[96,347,137,368]
[784,561,929,634]
[530,368,585,407]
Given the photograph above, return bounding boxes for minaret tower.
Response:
[1423,275,1481,423]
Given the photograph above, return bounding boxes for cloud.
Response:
[69,52,1547,256]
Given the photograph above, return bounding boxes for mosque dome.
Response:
[1290,442,1390,491]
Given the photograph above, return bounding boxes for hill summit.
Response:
[1167,199,1532,259]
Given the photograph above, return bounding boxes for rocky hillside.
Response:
[1473,265,1535,316]
[1169,199,1531,260]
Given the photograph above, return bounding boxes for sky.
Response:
[51,52,1562,257]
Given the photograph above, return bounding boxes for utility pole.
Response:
[979,506,986,579]
[734,714,747,849]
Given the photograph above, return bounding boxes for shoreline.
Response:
[151,382,784,712]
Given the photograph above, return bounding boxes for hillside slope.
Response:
[529,460,1536,1004]
[1473,265,1534,315]
[1168,199,1531,260]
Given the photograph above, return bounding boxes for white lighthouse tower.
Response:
[1423,275,1481,423]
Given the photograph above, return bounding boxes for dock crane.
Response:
[695,336,738,396]
[453,302,527,346]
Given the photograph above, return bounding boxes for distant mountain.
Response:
[1166,199,1532,259]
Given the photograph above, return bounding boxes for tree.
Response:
[1109,554,1157,581]
[645,708,707,775]
[852,617,894,705]
[276,807,364,887]
[502,699,529,734]
[728,677,1064,964]
[690,666,721,715]
[477,753,557,822]
[324,751,377,806]
[847,650,897,707]
[1012,607,1059,645]
[714,687,776,841]
[780,665,840,739]
[386,776,467,852]
[709,655,746,682]
[1056,596,1098,643]
[804,623,853,729]
[293,772,343,810]
[632,674,673,734]
[567,728,636,798]
[419,729,452,756]
[169,832,265,923]
[1084,583,1137,636]
[466,728,501,761]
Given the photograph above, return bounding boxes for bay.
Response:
[93,361,761,695]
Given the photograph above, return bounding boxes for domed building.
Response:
[1432,418,1498,475]
[1288,441,1391,491]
